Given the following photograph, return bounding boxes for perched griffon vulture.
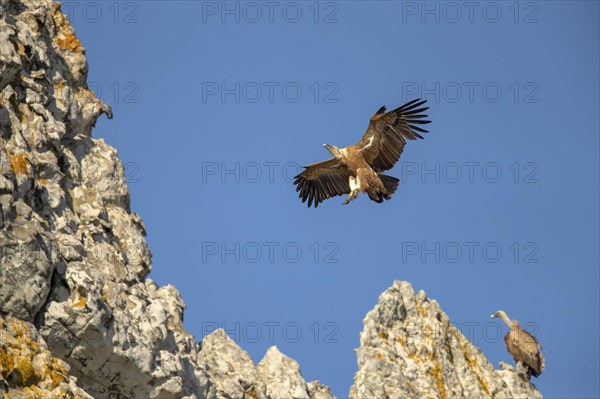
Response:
[491,310,545,378]
[293,99,431,207]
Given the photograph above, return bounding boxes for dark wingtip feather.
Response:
[403,106,429,115]
[410,125,429,134]
[399,98,421,109]
[399,99,427,111]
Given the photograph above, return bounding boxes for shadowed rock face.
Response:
[349,281,543,399]
[0,1,543,399]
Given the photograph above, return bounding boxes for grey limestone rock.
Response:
[197,329,335,399]
[0,0,204,397]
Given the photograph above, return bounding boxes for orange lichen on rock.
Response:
[0,317,85,398]
[243,386,259,399]
[72,297,87,309]
[395,335,406,346]
[10,153,30,176]
[53,8,82,52]
[0,345,14,379]
[457,335,490,394]
[430,360,447,399]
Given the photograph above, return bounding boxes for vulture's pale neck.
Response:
[494,310,512,327]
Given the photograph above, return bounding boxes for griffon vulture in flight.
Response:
[491,310,545,378]
[293,99,431,207]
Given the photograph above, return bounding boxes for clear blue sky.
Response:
[66,1,598,397]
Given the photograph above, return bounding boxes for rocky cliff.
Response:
[0,1,543,398]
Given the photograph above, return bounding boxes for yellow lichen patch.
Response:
[408,351,421,365]
[50,358,67,388]
[28,341,40,356]
[72,297,87,308]
[57,33,82,52]
[378,330,388,340]
[243,386,259,399]
[10,320,32,340]
[417,303,427,318]
[458,337,490,394]
[1,346,15,379]
[53,9,82,52]
[396,335,406,347]
[13,356,40,386]
[1,317,85,398]
[50,370,64,388]
[396,334,422,364]
[10,153,30,176]
[430,360,447,399]
[37,178,47,186]
[466,356,489,394]
[376,352,383,361]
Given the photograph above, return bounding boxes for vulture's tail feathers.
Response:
[380,174,399,195]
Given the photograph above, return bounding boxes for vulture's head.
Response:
[491,310,512,326]
[323,144,342,159]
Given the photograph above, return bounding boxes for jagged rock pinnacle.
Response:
[349,281,543,399]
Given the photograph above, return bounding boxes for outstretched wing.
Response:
[355,99,431,172]
[506,328,545,377]
[293,159,350,208]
